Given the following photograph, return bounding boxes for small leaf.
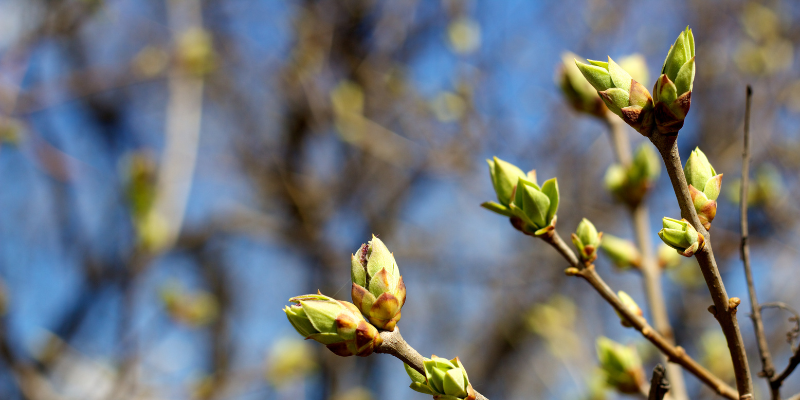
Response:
[574,60,612,91]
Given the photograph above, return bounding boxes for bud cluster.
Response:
[573,27,697,136]
[406,356,477,400]
[482,157,560,236]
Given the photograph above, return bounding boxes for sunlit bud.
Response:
[600,234,642,270]
[657,243,683,269]
[596,337,646,394]
[406,356,477,400]
[575,57,655,136]
[351,236,406,331]
[572,218,602,263]
[482,157,527,216]
[508,174,560,237]
[615,291,643,328]
[653,27,695,134]
[284,293,382,357]
[658,217,705,257]
[684,148,722,230]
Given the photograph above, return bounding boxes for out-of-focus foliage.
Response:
[1,1,799,400]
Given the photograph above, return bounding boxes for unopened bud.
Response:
[616,291,643,328]
[600,234,642,269]
[351,236,406,331]
[658,217,705,257]
[572,218,602,263]
[653,27,695,134]
[406,356,476,400]
[684,148,722,230]
[596,337,646,394]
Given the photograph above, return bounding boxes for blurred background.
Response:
[0,0,799,399]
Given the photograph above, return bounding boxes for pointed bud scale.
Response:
[284,293,382,357]
[558,52,608,117]
[575,57,655,136]
[658,217,705,257]
[685,148,716,191]
[572,218,602,263]
[616,291,643,328]
[350,236,405,330]
[596,337,646,394]
[407,356,477,400]
[600,234,642,269]
[654,27,695,134]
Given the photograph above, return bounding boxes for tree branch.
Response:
[539,230,739,400]
[376,328,490,400]
[739,86,778,400]
[648,133,753,400]
[605,112,688,400]
[648,364,670,400]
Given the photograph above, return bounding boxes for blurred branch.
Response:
[649,133,753,400]
[739,86,778,400]
[537,230,739,399]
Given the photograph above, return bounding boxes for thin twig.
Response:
[739,85,778,400]
[376,328,489,400]
[648,133,754,400]
[648,364,670,400]
[540,230,740,399]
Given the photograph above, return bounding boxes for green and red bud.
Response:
[658,217,705,257]
[574,57,655,136]
[351,236,406,331]
[596,337,646,394]
[572,218,602,263]
[684,148,722,230]
[653,27,695,134]
[600,234,642,270]
[406,356,476,400]
[284,293,382,357]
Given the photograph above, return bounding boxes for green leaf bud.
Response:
[508,175,559,236]
[658,217,705,257]
[407,356,476,400]
[600,234,642,269]
[575,57,655,136]
[653,27,695,134]
[486,157,526,207]
[684,148,722,230]
[284,293,382,357]
[558,52,608,117]
[615,291,643,328]
[351,235,406,331]
[572,218,602,263]
[596,337,646,394]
